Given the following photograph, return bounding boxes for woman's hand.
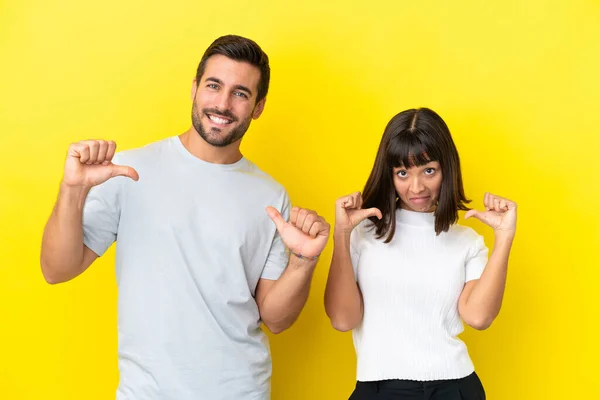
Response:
[465,192,517,239]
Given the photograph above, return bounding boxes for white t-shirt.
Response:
[350,209,488,382]
[82,136,290,400]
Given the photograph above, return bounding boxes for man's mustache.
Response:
[203,108,237,121]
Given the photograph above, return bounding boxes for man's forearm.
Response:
[41,183,90,282]
[259,256,317,333]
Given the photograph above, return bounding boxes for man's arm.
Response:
[41,184,98,284]
[255,206,330,334]
[40,140,138,284]
[255,255,316,334]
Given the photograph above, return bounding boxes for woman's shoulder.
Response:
[448,223,484,244]
[351,218,378,242]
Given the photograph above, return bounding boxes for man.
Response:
[41,35,329,400]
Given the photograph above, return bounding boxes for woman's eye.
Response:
[425,168,435,175]
[397,171,407,177]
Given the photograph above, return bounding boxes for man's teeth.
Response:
[209,115,231,124]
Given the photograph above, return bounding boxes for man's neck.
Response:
[179,129,243,165]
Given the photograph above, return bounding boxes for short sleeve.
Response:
[349,222,365,281]
[82,173,124,257]
[260,192,291,280]
[465,234,489,282]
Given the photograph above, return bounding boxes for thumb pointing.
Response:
[362,207,383,221]
[266,206,287,233]
[465,209,484,222]
[110,165,139,181]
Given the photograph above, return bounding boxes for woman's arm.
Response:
[324,192,381,332]
[458,192,517,330]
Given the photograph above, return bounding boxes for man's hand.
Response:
[62,140,139,188]
[266,206,330,259]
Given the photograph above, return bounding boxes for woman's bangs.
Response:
[387,129,438,168]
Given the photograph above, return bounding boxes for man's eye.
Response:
[234,91,248,98]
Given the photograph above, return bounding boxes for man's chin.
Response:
[203,135,229,148]
[202,131,239,148]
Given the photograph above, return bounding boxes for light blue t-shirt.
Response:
[82,136,290,400]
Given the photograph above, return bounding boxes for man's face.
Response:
[191,55,265,147]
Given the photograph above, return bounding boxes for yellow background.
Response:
[1,0,599,398]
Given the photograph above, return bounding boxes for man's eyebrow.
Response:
[205,77,224,85]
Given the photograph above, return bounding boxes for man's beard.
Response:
[191,101,252,148]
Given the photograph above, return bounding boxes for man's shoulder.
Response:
[113,137,173,164]
[243,159,287,195]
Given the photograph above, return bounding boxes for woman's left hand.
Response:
[465,192,517,238]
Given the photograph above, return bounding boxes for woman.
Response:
[325,108,517,399]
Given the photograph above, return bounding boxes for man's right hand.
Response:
[62,140,139,188]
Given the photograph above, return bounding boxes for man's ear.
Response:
[252,97,266,119]
[191,79,198,100]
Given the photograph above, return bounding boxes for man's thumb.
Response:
[110,165,139,181]
[266,206,287,233]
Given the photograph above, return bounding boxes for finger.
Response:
[345,195,356,209]
[344,197,357,209]
[356,192,363,209]
[351,192,361,208]
[290,206,299,225]
[490,193,517,210]
[484,192,492,211]
[266,206,287,234]
[364,207,382,220]
[487,192,508,202]
[96,141,109,164]
[336,197,348,209]
[494,197,504,212]
[110,165,139,181]
[295,208,310,229]
[104,141,117,165]
[495,195,517,210]
[354,207,382,223]
[308,219,326,238]
[499,199,508,211]
[338,193,358,210]
[319,219,331,236]
[83,140,100,164]
[302,212,317,234]
[70,143,91,164]
[465,209,484,222]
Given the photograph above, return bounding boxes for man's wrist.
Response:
[289,250,319,261]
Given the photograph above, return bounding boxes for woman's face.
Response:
[393,161,443,212]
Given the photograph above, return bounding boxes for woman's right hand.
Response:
[334,192,382,235]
